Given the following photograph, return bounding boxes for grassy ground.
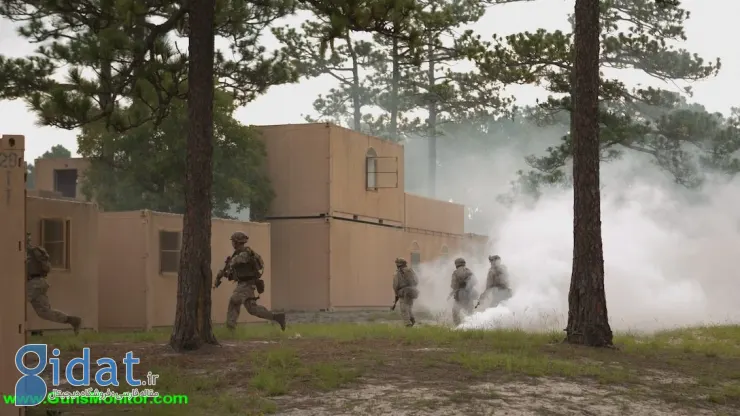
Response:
[23,316,740,416]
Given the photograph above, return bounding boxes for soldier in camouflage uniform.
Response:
[26,233,82,335]
[215,231,286,331]
[476,255,513,309]
[392,258,419,327]
[450,257,477,326]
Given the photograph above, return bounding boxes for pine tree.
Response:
[473,0,728,191]
[566,0,613,348]
[273,7,384,131]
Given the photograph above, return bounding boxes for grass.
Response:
[26,322,740,415]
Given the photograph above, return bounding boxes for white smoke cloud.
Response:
[407,134,740,333]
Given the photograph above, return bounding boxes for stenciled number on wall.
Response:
[0,152,20,168]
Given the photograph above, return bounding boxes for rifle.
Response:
[390,295,399,311]
[213,256,232,289]
[475,289,488,309]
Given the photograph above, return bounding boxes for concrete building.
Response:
[33,157,90,201]
[259,124,488,310]
[14,123,488,321]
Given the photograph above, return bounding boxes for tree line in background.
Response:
[0,0,736,350]
[4,0,738,209]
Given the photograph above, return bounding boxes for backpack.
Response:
[29,246,52,275]
[248,249,264,278]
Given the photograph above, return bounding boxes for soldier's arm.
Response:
[392,273,401,294]
[255,251,265,271]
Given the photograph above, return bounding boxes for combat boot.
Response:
[409,316,416,327]
[274,313,286,331]
[67,316,82,335]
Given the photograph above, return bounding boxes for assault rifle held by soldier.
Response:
[390,295,399,311]
[213,255,233,289]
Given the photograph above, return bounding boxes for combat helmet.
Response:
[230,231,249,244]
[454,257,466,267]
[488,255,500,262]
[395,257,407,266]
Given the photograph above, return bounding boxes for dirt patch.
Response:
[274,379,718,416]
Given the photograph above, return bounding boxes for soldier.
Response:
[449,257,476,326]
[476,255,513,309]
[26,233,82,335]
[215,231,286,331]
[391,258,419,327]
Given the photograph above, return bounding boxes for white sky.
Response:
[0,0,736,161]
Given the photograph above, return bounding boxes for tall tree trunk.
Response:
[346,34,362,132]
[169,0,218,351]
[564,0,613,347]
[426,40,437,198]
[389,32,399,140]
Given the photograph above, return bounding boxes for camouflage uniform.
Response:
[26,235,81,335]
[450,257,476,326]
[223,232,286,331]
[392,258,419,327]
[477,255,513,309]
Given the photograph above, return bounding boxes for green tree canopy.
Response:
[472,0,731,191]
[78,90,273,219]
[0,0,298,132]
[41,144,72,159]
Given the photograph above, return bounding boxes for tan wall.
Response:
[145,212,272,327]
[329,126,405,223]
[98,211,148,329]
[258,124,331,217]
[34,157,90,201]
[26,196,99,331]
[326,220,466,310]
[404,193,465,235]
[0,135,26,416]
[269,218,330,311]
[404,229,463,267]
[98,210,273,329]
[329,219,405,309]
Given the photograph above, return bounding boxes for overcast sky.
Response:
[0,0,735,162]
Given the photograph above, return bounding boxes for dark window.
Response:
[159,231,181,274]
[366,148,377,190]
[410,252,421,270]
[41,218,70,269]
[440,245,449,263]
[53,169,78,198]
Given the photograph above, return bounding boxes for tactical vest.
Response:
[27,246,51,277]
[232,248,263,280]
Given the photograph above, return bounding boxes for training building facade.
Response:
[5,123,488,329]
[258,123,488,310]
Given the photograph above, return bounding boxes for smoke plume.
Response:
[406,131,740,333]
